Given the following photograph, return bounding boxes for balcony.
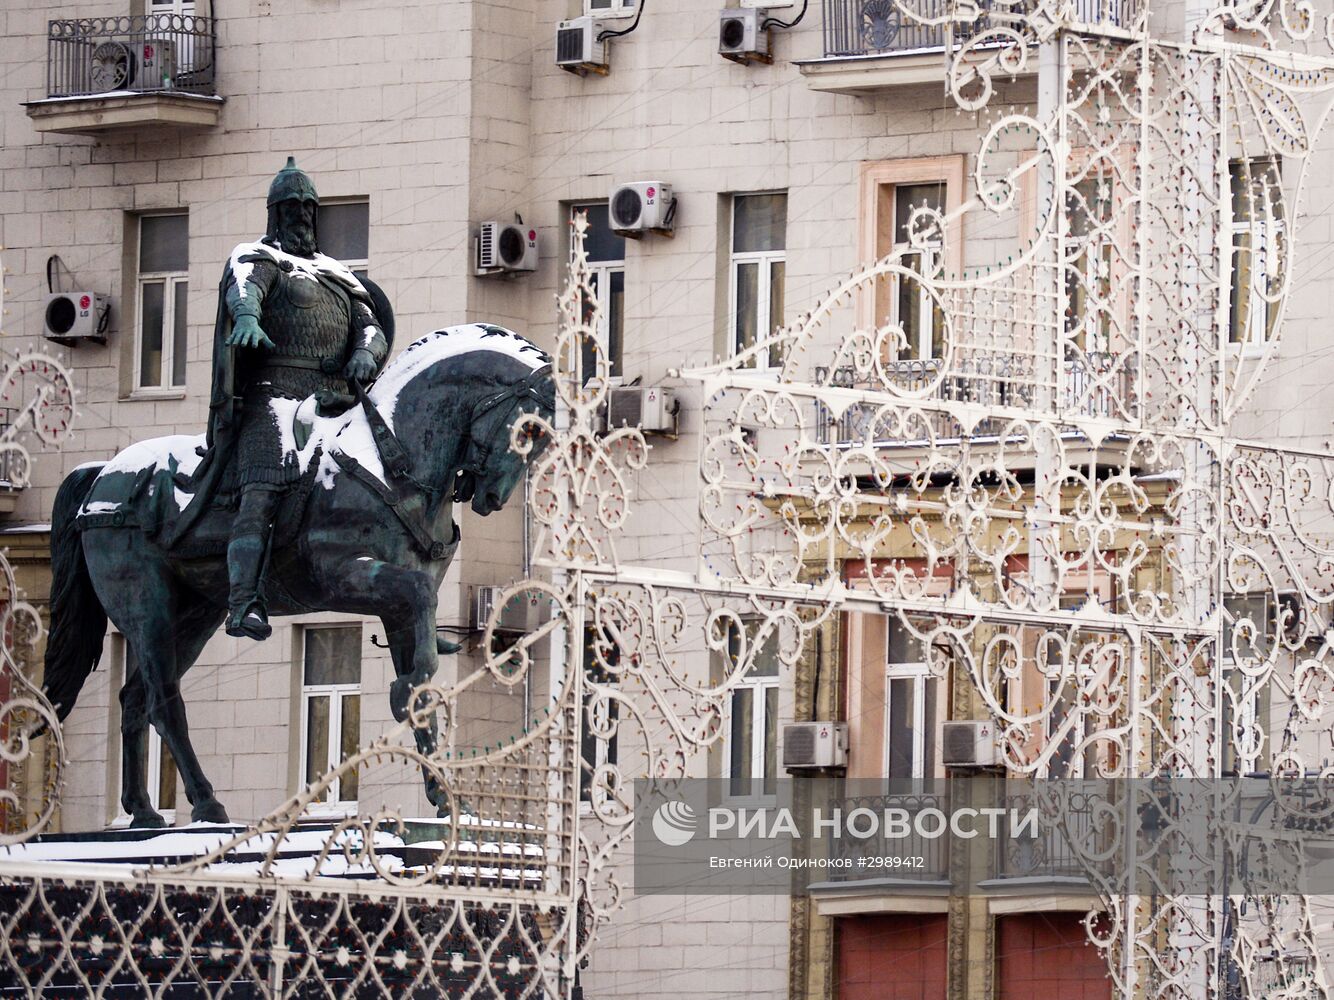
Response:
[797,0,1140,94]
[808,791,952,915]
[24,15,222,136]
[814,355,1135,449]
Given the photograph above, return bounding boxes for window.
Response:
[136,213,189,390]
[1228,158,1283,351]
[726,624,779,798]
[580,622,620,803]
[571,203,624,381]
[300,625,362,807]
[587,0,636,15]
[1065,177,1114,354]
[729,193,787,372]
[1044,595,1096,779]
[883,182,946,360]
[320,200,370,280]
[884,617,938,781]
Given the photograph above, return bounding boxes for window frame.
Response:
[570,202,624,381]
[298,625,362,813]
[728,192,788,374]
[1064,176,1116,356]
[1227,157,1284,358]
[883,660,936,783]
[586,0,637,17]
[133,211,190,394]
[722,622,781,802]
[859,157,965,365]
[319,198,371,279]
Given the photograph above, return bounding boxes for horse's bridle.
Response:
[453,364,555,502]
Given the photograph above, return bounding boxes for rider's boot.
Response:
[226,530,272,640]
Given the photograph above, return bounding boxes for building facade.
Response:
[4,0,1334,997]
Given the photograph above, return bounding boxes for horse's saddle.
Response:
[77,437,324,560]
[77,384,450,563]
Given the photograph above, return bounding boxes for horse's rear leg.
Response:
[118,669,165,828]
[136,602,230,825]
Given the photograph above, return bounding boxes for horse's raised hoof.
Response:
[192,799,230,824]
[129,810,167,829]
[436,637,462,655]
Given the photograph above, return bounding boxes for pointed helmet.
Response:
[266,156,319,208]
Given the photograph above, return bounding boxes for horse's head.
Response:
[453,363,555,515]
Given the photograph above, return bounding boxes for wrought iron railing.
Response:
[820,0,1140,58]
[45,15,216,99]
[994,789,1100,879]
[825,791,950,882]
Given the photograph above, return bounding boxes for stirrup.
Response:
[226,604,272,641]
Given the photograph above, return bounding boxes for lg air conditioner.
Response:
[556,17,609,75]
[782,722,848,771]
[44,292,109,345]
[941,720,999,768]
[475,221,538,276]
[605,385,679,435]
[719,8,771,64]
[609,181,675,236]
[139,38,177,90]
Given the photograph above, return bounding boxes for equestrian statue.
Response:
[40,158,554,827]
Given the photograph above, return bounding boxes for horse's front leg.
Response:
[318,556,449,807]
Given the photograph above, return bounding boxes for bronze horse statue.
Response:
[42,324,554,827]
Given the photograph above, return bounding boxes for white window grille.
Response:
[135,212,189,391]
[299,625,362,809]
[729,192,787,372]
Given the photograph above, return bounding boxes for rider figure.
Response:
[215,158,389,640]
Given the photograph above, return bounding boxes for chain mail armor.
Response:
[224,253,387,486]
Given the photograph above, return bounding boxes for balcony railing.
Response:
[814,356,1133,446]
[825,791,950,883]
[45,15,216,99]
[820,0,1140,58]
[994,789,1101,880]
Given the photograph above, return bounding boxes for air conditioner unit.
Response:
[87,40,135,92]
[609,181,675,236]
[44,292,109,345]
[719,8,771,64]
[475,221,538,276]
[556,16,609,76]
[604,385,679,435]
[782,722,848,771]
[942,720,999,768]
[471,585,546,633]
[139,38,177,90]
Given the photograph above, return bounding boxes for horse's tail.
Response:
[42,463,107,722]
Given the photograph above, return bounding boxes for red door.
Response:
[997,912,1111,1000]
[836,914,947,1000]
